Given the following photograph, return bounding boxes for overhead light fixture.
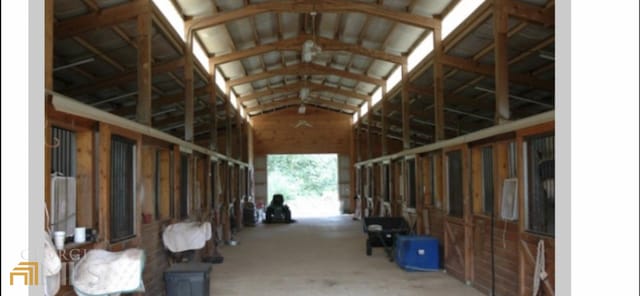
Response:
[53,57,96,72]
[474,86,553,108]
[298,104,306,114]
[299,87,310,100]
[91,91,137,106]
[538,51,555,61]
[152,108,177,117]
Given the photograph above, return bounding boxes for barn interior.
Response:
[44,0,557,295]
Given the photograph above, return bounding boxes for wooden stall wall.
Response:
[46,103,240,295]
[469,139,521,296]
[517,122,555,296]
[442,145,473,283]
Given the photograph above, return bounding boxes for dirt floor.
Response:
[210,215,484,296]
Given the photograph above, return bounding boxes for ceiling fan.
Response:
[302,11,322,63]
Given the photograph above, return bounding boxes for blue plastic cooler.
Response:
[394,235,440,271]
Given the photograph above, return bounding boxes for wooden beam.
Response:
[154,109,209,130]
[381,85,388,155]
[64,58,184,96]
[55,1,151,39]
[136,12,152,126]
[509,36,555,65]
[209,61,218,151]
[189,0,440,32]
[401,63,411,149]
[184,25,195,142]
[45,0,53,90]
[307,96,359,112]
[433,25,445,141]
[494,0,510,123]
[72,37,126,72]
[472,21,527,61]
[113,86,209,116]
[227,63,385,87]
[439,55,554,91]
[80,0,100,12]
[505,0,554,26]
[238,81,370,103]
[211,34,405,65]
[367,97,373,159]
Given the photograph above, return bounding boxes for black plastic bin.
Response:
[363,217,410,260]
[164,262,212,296]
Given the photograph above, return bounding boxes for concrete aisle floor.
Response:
[210,215,484,296]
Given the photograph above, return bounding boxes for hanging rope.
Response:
[532,240,548,296]
[46,137,60,148]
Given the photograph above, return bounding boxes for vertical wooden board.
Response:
[136,12,152,125]
[172,145,181,219]
[494,141,509,214]
[471,147,482,214]
[44,112,52,230]
[98,123,111,244]
[141,146,155,218]
[184,43,194,142]
[45,0,53,90]
[435,152,444,209]
[462,145,474,283]
[158,150,171,219]
[76,129,94,228]
[422,156,431,207]
[494,0,511,122]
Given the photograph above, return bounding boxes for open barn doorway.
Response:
[267,154,340,218]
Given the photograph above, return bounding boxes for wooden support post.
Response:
[494,0,510,123]
[401,63,411,149]
[184,26,195,142]
[366,98,372,159]
[44,0,54,229]
[236,109,242,160]
[381,85,388,156]
[136,12,152,126]
[223,163,231,242]
[98,123,111,245]
[45,0,53,90]
[226,89,232,156]
[355,111,362,162]
[209,61,218,151]
[433,26,446,141]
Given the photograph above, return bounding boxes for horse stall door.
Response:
[443,147,474,284]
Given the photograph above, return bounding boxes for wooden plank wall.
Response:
[252,106,352,155]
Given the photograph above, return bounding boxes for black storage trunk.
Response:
[164,262,212,296]
[363,217,410,257]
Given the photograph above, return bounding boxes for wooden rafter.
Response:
[64,58,184,96]
[72,37,126,72]
[113,86,210,116]
[472,21,527,61]
[238,81,369,103]
[210,34,405,65]
[55,1,151,39]
[227,63,385,88]
[189,0,440,32]
[505,0,554,27]
[439,54,553,91]
[508,36,555,65]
